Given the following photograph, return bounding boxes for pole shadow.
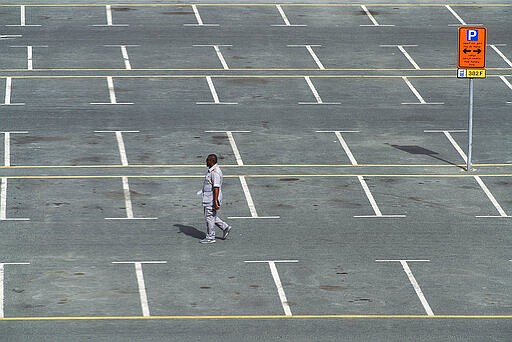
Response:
[388,144,464,170]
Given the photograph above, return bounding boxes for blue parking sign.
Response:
[467,30,478,41]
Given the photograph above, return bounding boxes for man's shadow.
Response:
[175,224,206,240]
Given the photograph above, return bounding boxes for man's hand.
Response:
[213,187,220,210]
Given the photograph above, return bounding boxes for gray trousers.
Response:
[204,206,229,239]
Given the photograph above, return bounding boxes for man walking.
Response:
[200,154,231,244]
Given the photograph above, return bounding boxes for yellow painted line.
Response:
[2,74,510,80]
[0,314,511,321]
[0,68,458,71]
[3,4,512,8]
[2,163,512,168]
[0,67,510,72]
[2,174,512,180]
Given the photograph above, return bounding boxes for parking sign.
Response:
[458,26,486,68]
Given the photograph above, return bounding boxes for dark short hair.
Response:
[207,154,217,163]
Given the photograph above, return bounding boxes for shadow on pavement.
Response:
[388,144,464,169]
[175,224,205,239]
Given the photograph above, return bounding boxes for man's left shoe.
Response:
[222,226,232,240]
[200,238,216,244]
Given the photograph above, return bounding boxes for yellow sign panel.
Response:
[457,69,486,79]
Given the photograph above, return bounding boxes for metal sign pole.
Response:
[467,78,474,172]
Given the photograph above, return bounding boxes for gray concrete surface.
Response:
[0,1,511,341]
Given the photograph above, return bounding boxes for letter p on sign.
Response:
[467,30,478,41]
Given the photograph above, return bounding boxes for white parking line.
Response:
[0,35,21,40]
[445,5,466,25]
[299,76,340,105]
[2,131,28,167]
[1,78,24,106]
[401,77,444,105]
[184,5,219,26]
[0,178,29,221]
[376,260,434,316]
[93,5,128,27]
[94,130,157,220]
[11,46,47,71]
[238,176,258,217]
[500,76,512,90]
[0,263,30,318]
[288,45,325,70]
[360,5,394,27]
[204,130,278,219]
[245,260,298,316]
[272,5,306,27]
[91,77,134,105]
[425,130,510,217]
[193,45,232,70]
[104,45,139,70]
[112,261,167,317]
[489,45,512,67]
[205,130,249,166]
[197,77,237,105]
[5,5,41,27]
[317,130,405,218]
[381,45,420,70]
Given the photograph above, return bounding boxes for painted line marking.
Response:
[239,176,258,217]
[203,130,278,219]
[445,5,466,25]
[376,260,433,316]
[2,132,28,168]
[104,45,139,70]
[0,314,511,321]
[93,5,128,27]
[5,5,41,27]
[94,130,139,166]
[401,76,444,105]
[0,35,22,40]
[184,5,219,26]
[0,263,30,318]
[7,174,512,180]
[1,78,24,106]
[425,130,510,217]
[112,261,167,317]
[194,45,231,70]
[94,131,157,220]
[299,76,340,105]
[197,76,237,105]
[91,77,134,105]
[288,45,325,70]
[490,45,512,67]
[272,5,306,27]
[245,260,298,316]
[0,178,30,221]
[0,314,512,322]
[11,46,47,71]
[205,130,250,166]
[500,76,512,90]
[0,162,507,169]
[317,131,405,218]
[360,5,394,27]
[381,45,420,70]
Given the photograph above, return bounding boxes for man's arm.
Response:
[213,187,220,210]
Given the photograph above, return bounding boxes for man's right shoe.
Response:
[200,238,216,244]
[222,226,232,240]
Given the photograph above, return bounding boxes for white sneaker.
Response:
[222,226,232,240]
